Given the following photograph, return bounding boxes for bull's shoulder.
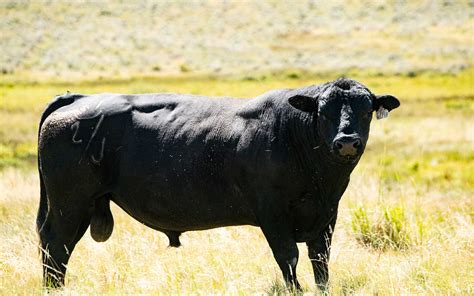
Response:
[236,89,292,119]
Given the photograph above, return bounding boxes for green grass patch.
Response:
[375,150,474,190]
[351,205,413,250]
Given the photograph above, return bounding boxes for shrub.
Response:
[286,72,300,79]
[180,64,190,73]
[351,205,412,250]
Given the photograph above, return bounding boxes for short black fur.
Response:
[37,78,399,289]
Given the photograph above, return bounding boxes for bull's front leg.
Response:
[258,202,301,290]
[306,216,337,291]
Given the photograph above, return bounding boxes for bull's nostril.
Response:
[334,137,362,156]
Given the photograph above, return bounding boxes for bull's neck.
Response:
[281,109,357,196]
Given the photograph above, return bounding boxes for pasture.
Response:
[0,70,472,294]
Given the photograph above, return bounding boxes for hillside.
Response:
[1,0,473,79]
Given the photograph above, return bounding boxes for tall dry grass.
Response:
[0,111,472,294]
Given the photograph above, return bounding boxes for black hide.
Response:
[37,78,399,289]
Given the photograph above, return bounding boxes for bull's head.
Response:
[288,78,400,163]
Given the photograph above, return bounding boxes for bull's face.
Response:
[289,79,400,163]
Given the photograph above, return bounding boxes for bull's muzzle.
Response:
[333,135,362,157]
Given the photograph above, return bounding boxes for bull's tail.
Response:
[36,172,48,235]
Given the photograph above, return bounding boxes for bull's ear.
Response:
[288,95,317,112]
[374,95,400,112]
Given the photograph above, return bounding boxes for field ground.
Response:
[0,70,472,294]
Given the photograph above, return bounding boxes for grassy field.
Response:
[0,70,472,294]
[1,1,472,78]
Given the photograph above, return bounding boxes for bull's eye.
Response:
[321,114,328,121]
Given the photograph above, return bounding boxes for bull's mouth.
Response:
[330,150,362,164]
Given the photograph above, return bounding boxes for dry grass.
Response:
[0,71,473,294]
[0,160,472,294]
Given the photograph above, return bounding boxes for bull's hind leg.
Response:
[38,199,91,288]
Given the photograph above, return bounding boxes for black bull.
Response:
[37,78,399,289]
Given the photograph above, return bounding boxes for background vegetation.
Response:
[0,0,473,294]
[1,1,472,78]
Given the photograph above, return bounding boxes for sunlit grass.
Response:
[0,163,471,293]
[0,71,473,293]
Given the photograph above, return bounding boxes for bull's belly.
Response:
[111,120,261,231]
[111,180,258,232]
